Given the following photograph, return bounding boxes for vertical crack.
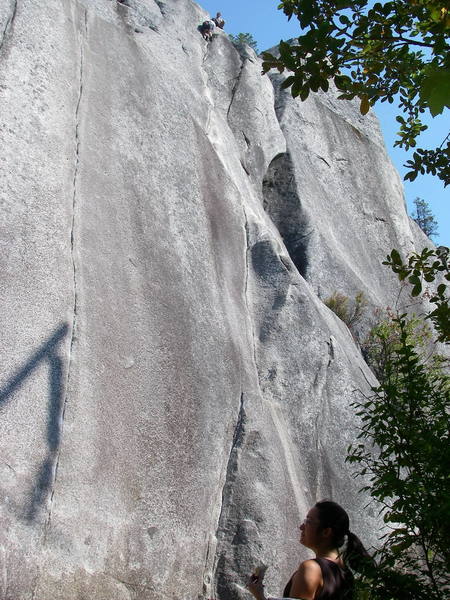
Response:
[230,392,246,453]
[313,339,335,472]
[43,7,87,540]
[212,392,246,596]
[327,336,335,367]
[242,211,259,372]
[208,206,259,598]
[0,0,18,54]
[201,537,212,598]
[200,43,215,135]
[226,58,246,120]
[214,392,246,529]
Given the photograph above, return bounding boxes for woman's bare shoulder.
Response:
[297,559,322,572]
[291,559,322,580]
[293,560,322,588]
[288,559,322,600]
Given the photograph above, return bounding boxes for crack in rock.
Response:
[227,57,246,121]
[154,0,166,16]
[240,158,250,176]
[200,44,215,135]
[242,216,259,373]
[43,7,87,540]
[214,392,246,539]
[0,0,17,54]
[212,392,246,594]
[201,537,213,598]
[327,336,335,367]
[317,154,331,168]
[313,338,335,396]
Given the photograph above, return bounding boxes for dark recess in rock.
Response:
[213,394,247,600]
[215,553,240,600]
[155,0,167,15]
[262,152,312,279]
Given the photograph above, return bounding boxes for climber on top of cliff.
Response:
[199,18,215,41]
[212,12,225,29]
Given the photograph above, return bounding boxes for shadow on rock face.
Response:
[251,239,291,343]
[214,552,243,600]
[0,323,69,521]
[262,152,312,280]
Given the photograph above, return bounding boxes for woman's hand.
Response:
[247,573,266,600]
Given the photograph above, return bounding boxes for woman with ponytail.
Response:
[248,500,372,600]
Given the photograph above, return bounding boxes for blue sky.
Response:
[198,0,449,246]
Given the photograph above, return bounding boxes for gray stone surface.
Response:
[265,72,426,335]
[0,1,432,599]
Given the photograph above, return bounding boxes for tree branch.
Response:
[439,131,450,149]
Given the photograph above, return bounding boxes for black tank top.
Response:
[283,557,353,599]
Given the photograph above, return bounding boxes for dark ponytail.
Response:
[315,500,373,573]
[345,530,373,572]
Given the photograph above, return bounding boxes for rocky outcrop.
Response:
[0,1,428,599]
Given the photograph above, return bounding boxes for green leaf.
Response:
[390,249,402,265]
[320,77,329,92]
[334,74,351,90]
[420,66,450,117]
[360,95,370,115]
[310,76,320,92]
[297,0,315,29]
[291,79,302,98]
[404,169,418,183]
[278,40,297,71]
[339,14,351,25]
[300,87,310,101]
[411,282,421,296]
[280,75,296,89]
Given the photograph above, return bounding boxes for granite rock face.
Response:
[0,1,429,599]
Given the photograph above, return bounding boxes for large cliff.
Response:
[0,1,428,599]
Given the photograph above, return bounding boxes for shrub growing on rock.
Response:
[324,290,368,333]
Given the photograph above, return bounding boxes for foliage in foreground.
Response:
[262,1,450,186]
[347,246,450,599]
[384,246,449,342]
[362,308,433,381]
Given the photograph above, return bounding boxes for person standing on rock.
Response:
[212,12,225,29]
[247,500,372,600]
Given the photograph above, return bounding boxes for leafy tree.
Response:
[362,308,432,380]
[411,197,439,240]
[347,247,450,599]
[349,327,450,599]
[229,32,259,53]
[262,1,450,186]
[384,246,449,342]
